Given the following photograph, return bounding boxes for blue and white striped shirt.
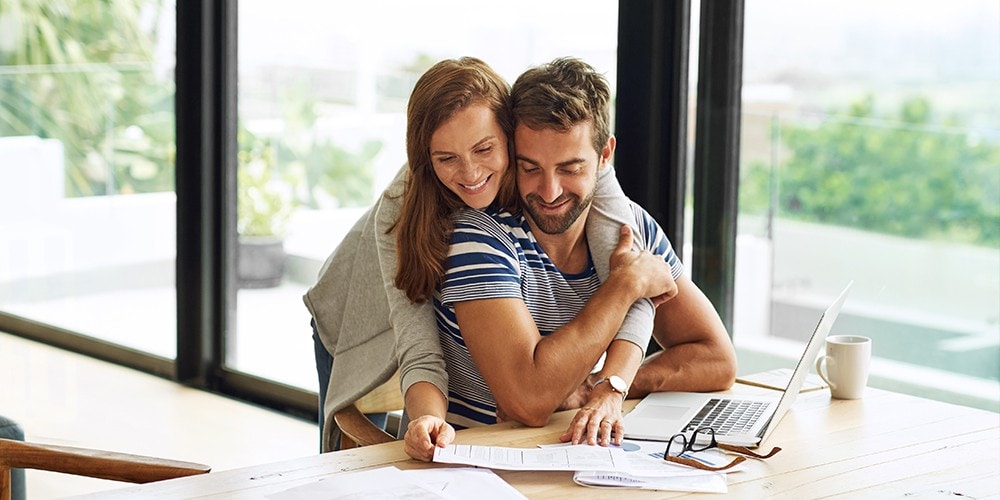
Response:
[435,203,683,429]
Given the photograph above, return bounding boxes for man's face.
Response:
[514,121,612,235]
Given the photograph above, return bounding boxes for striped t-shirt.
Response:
[435,203,684,429]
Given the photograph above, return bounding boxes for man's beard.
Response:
[522,190,595,235]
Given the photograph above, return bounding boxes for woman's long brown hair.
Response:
[393,57,516,303]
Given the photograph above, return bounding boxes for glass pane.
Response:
[0,1,177,358]
[234,0,619,390]
[736,0,999,410]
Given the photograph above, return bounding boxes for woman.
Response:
[304,57,656,456]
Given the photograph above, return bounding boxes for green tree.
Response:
[0,0,174,196]
[741,96,1000,247]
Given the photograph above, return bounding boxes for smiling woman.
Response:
[303,57,518,452]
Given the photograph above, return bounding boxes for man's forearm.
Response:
[497,277,651,424]
[629,341,737,398]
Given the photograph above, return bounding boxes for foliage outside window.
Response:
[0,0,175,197]
[740,96,1000,248]
[235,90,383,238]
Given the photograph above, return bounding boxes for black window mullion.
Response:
[691,0,744,333]
[615,0,691,263]
[617,0,692,355]
[175,0,234,386]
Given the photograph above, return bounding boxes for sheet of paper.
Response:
[573,470,727,493]
[540,439,742,476]
[433,443,631,472]
[402,467,526,499]
[266,466,526,500]
[539,439,733,492]
[266,466,441,499]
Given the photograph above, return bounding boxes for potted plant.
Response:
[236,132,295,289]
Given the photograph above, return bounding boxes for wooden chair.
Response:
[0,438,210,500]
[332,371,405,449]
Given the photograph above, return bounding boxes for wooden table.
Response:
[81,387,1000,498]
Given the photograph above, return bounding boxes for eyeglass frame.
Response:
[663,427,782,472]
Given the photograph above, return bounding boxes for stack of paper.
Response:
[571,442,734,493]
[433,441,736,493]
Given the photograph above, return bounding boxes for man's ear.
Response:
[598,135,616,169]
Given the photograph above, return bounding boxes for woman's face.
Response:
[429,103,509,209]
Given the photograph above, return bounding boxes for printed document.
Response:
[433,443,632,472]
[540,440,734,493]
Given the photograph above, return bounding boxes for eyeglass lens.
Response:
[666,427,719,457]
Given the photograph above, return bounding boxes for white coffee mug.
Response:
[815,335,872,399]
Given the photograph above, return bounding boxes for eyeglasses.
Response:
[663,427,782,472]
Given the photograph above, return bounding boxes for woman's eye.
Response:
[476,146,493,155]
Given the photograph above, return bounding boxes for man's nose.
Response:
[536,172,562,202]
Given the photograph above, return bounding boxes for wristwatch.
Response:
[594,375,629,401]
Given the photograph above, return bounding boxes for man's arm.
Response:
[454,226,674,427]
[629,274,738,398]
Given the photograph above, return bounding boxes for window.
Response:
[735,0,999,410]
[0,1,177,360]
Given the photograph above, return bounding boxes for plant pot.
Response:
[237,235,286,289]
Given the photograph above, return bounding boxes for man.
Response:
[404,57,736,461]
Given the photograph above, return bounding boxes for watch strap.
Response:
[594,375,629,401]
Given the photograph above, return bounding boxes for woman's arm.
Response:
[586,165,673,350]
[374,166,456,461]
[374,166,449,415]
[558,338,644,446]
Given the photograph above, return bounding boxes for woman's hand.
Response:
[609,226,678,302]
[404,415,455,461]
[558,384,625,447]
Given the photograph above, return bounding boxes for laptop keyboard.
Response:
[684,398,769,435]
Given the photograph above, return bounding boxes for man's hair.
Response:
[510,57,612,154]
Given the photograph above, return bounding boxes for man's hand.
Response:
[403,415,455,462]
[609,226,678,301]
[558,383,625,447]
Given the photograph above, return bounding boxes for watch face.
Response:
[609,375,627,393]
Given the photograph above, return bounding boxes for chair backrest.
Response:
[333,370,404,449]
[0,438,210,500]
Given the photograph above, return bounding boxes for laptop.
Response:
[623,281,853,447]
